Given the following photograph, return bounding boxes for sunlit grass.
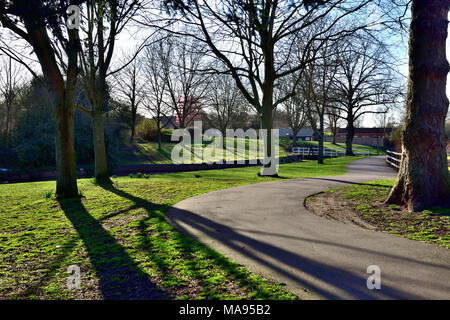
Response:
[0,156,360,299]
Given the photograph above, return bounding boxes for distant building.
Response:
[332,128,392,146]
[158,115,177,129]
[278,128,315,141]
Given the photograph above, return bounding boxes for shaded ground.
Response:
[306,180,450,248]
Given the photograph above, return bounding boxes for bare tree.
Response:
[205,73,247,136]
[302,39,338,164]
[141,38,173,149]
[75,0,140,183]
[386,0,450,211]
[114,52,146,143]
[278,76,308,147]
[330,35,402,155]
[144,0,401,175]
[162,37,209,129]
[0,56,24,143]
[326,105,342,144]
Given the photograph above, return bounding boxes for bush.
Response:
[161,129,174,143]
[136,119,158,141]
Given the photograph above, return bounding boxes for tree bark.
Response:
[259,33,278,177]
[318,115,324,164]
[345,119,355,156]
[157,116,162,150]
[55,96,78,198]
[386,0,450,211]
[130,112,136,143]
[29,25,79,198]
[260,107,277,176]
[92,111,110,184]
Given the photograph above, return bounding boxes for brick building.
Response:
[332,128,392,146]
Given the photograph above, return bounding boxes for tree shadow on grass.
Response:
[58,197,167,300]
[98,183,285,299]
[97,183,424,300]
[14,237,80,298]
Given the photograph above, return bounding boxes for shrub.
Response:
[136,119,158,141]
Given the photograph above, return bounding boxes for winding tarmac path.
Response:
[166,156,450,299]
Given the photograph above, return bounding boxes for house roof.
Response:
[278,128,314,137]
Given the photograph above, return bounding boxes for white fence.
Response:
[386,150,401,170]
[292,147,370,157]
[353,149,371,156]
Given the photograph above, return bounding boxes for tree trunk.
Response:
[318,115,324,164]
[157,116,162,150]
[260,107,277,176]
[259,35,278,177]
[130,112,136,143]
[345,120,355,156]
[386,0,450,211]
[292,128,300,147]
[55,97,79,198]
[92,111,111,184]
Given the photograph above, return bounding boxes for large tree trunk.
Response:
[345,120,355,156]
[259,35,278,177]
[92,111,111,184]
[386,0,450,211]
[30,25,80,199]
[55,97,79,198]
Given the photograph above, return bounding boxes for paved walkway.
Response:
[166,157,450,300]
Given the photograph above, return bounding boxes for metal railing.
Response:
[386,150,401,170]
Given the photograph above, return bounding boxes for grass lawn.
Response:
[293,141,386,155]
[0,156,361,300]
[306,179,450,248]
[118,138,288,165]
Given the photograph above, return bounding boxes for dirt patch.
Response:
[306,185,450,248]
[306,191,377,230]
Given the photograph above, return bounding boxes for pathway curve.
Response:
[166,156,450,299]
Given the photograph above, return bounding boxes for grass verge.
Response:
[306,179,450,248]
